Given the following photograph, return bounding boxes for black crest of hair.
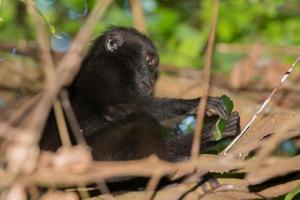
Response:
[40,26,240,162]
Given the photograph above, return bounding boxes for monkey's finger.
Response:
[207,97,228,119]
[205,110,214,117]
[223,111,240,137]
[225,112,239,126]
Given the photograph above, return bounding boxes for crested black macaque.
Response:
[40,27,240,162]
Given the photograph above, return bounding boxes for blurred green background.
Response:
[0,2,300,199]
[0,0,299,72]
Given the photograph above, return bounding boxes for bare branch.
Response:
[25,0,55,84]
[191,0,219,159]
[130,0,148,34]
[25,0,113,143]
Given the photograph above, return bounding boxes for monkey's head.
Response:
[92,27,159,95]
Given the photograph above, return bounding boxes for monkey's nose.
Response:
[146,53,159,67]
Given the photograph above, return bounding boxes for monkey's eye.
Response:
[146,53,158,68]
[105,34,123,53]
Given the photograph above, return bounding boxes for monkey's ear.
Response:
[105,33,124,52]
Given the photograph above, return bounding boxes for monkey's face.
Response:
[103,27,159,95]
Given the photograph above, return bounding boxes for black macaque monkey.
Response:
[40,27,240,161]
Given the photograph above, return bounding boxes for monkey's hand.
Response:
[206,96,229,119]
[189,97,228,120]
[166,111,240,161]
[201,111,240,147]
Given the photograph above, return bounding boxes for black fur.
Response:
[40,27,240,161]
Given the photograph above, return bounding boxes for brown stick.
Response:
[130,0,148,34]
[191,0,219,159]
[0,155,242,187]
[25,0,113,144]
[59,89,87,146]
[0,41,38,58]
[53,99,72,147]
[26,0,55,84]
[23,1,75,162]
[217,43,300,55]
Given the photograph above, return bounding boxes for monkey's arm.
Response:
[97,111,240,162]
[166,111,240,161]
[103,96,228,123]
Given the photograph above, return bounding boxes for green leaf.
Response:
[214,119,226,141]
[213,95,234,141]
[285,184,300,200]
[221,95,234,113]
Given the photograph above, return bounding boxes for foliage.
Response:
[0,1,300,199]
[1,0,300,71]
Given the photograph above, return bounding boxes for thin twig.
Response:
[53,99,72,147]
[65,181,111,195]
[130,0,148,34]
[3,155,243,187]
[0,41,38,58]
[77,184,90,199]
[59,89,86,146]
[26,0,73,154]
[25,0,113,144]
[146,174,161,191]
[24,0,56,147]
[8,94,41,126]
[191,0,219,159]
[57,0,113,87]
[96,181,111,195]
[222,55,300,155]
[145,173,162,200]
[26,0,55,84]
[217,43,300,55]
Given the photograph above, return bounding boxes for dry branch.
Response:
[246,156,300,184]
[26,0,55,84]
[24,0,113,143]
[192,0,219,159]
[130,0,148,34]
[1,1,300,199]
[0,154,243,188]
[217,43,300,55]
[0,41,38,58]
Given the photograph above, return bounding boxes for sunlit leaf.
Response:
[214,119,226,141]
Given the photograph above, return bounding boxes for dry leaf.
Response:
[246,156,300,184]
[259,179,300,198]
[227,111,300,159]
